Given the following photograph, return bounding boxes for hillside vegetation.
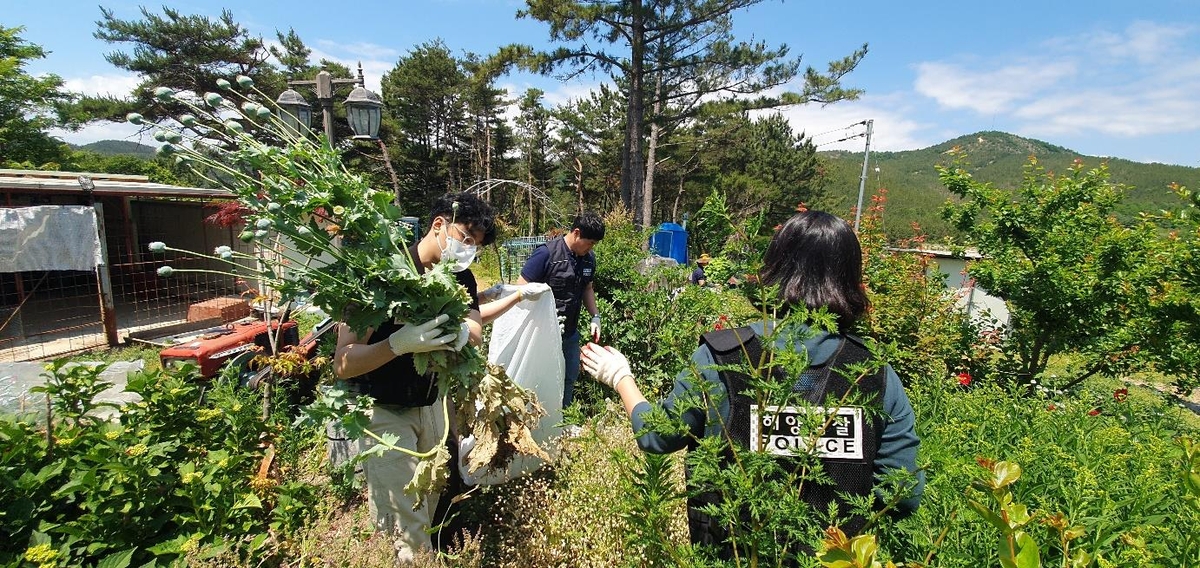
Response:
[817,131,1200,242]
[73,140,157,158]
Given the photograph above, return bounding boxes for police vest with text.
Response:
[689,326,887,546]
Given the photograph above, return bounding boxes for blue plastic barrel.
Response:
[648,222,688,265]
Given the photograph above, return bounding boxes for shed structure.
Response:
[0,169,251,361]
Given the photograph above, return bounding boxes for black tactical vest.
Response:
[688,325,887,558]
[349,244,477,407]
[539,237,594,337]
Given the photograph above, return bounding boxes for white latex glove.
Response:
[453,322,470,350]
[478,282,506,302]
[518,282,551,301]
[556,314,566,335]
[589,314,602,342]
[581,343,632,389]
[387,314,455,355]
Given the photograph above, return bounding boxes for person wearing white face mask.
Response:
[332,191,495,562]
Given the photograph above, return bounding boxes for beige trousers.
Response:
[358,401,446,562]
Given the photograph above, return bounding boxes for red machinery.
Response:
[159,317,299,378]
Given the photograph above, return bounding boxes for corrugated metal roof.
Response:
[0,169,233,199]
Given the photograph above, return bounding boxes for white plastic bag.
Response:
[459,285,564,485]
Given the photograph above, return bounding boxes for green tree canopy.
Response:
[940,154,1179,389]
[73,6,285,125]
[517,0,866,227]
[0,26,73,166]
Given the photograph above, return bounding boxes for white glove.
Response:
[557,314,566,335]
[453,322,470,350]
[589,314,601,342]
[581,343,632,389]
[451,324,470,350]
[387,314,455,355]
[518,282,551,301]
[478,283,506,302]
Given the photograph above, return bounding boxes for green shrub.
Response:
[909,375,1200,567]
[0,360,321,567]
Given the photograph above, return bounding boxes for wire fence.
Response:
[498,236,549,284]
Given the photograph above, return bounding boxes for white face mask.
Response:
[441,225,477,272]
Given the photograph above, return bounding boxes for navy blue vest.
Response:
[539,237,595,337]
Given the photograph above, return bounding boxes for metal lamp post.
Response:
[275,63,383,144]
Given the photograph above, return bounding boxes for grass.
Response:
[52,342,164,371]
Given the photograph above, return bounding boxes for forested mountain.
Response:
[73,139,156,158]
[817,131,1200,241]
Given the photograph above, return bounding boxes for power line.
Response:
[814,132,865,148]
[809,121,867,141]
[810,120,869,148]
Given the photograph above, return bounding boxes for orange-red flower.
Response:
[1088,409,1101,416]
[956,372,972,386]
[1113,388,1128,402]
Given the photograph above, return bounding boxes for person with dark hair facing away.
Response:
[332,191,495,562]
[512,212,605,408]
[690,253,712,286]
[579,210,923,558]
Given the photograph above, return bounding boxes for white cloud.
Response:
[1083,21,1195,65]
[911,19,1200,148]
[1014,84,1200,137]
[48,121,150,147]
[770,94,934,153]
[297,41,400,93]
[913,60,1076,115]
[60,74,140,98]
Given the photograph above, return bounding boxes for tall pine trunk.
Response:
[621,0,646,226]
[642,69,663,233]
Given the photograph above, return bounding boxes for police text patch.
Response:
[749,404,865,460]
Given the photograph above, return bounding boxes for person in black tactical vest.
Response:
[332,192,495,562]
[580,209,923,558]
[515,212,605,408]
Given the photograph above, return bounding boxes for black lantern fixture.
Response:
[344,86,383,140]
[275,88,312,135]
[278,63,382,146]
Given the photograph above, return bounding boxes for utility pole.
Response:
[853,119,874,233]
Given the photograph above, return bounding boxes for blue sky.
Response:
[7,0,1200,167]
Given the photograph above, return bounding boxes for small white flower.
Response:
[157,266,174,277]
[254,229,268,238]
[332,205,346,215]
[256,218,272,229]
[148,242,167,253]
[214,245,232,255]
[267,202,281,212]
